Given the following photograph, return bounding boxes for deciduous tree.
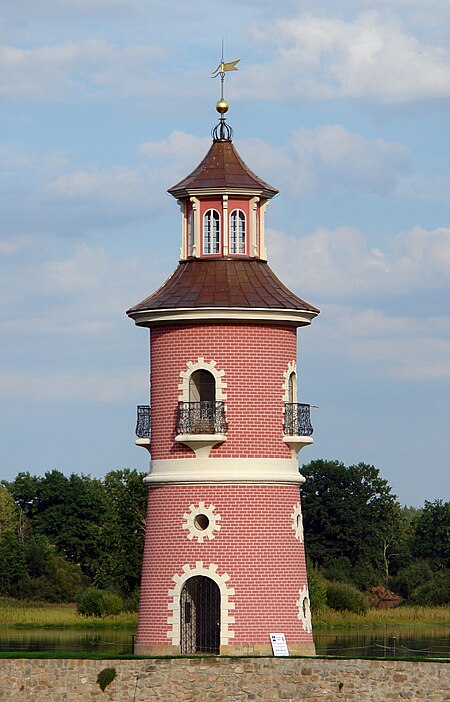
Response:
[301,459,400,584]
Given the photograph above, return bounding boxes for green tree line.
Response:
[0,461,448,609]
[0,469,146,607]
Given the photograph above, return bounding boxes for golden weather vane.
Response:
[211,41,240,115]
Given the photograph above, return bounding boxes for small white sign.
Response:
[270,633,289,657]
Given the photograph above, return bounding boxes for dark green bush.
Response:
[323,556,353,584]
[97,667,116,691]
[123,589,140,613]
[326,581,368,613]
[391,560,433,600]
[306,562,327,610]
[409,569,450,606]
[76,588,124,617]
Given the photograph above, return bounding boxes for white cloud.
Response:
[396,173,450,204]
[0,369,145,402]
[267,225,450,299]
[0,236,32,255]
[41,164,162,226]
[241,12,450,103]
[268,221,450,378]
[0,40,169,100]
[316,304,450,381]
[239,125,410,196]
[43,243,109,293]
[140,131,210,164]
[0,238,167,335]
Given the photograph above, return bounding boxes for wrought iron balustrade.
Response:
[284,403,313,436]
[136,405,150,439]
[176,401,227,435]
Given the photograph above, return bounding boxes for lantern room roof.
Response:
[167,140,278,199]
[127,259,319,316]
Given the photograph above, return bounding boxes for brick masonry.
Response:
[1,657,448,701]
[149,322,297,460]
[137,484,313,653]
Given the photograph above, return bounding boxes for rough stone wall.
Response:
[0,657,448,701]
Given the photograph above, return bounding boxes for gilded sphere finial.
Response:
[216,99,229,114]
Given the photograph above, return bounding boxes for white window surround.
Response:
[203,208,221,255]
[282,361,297,403]
[182,501,221,543]
[229,209,246,254]
[297,585,312,633]
[178,357,227,402]
[167,561,236,646]
[291,502,304,542]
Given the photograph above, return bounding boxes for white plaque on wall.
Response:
[270,633,289,656]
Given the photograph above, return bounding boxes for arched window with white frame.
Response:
[288,371,297,404]
[230,209,246,254]
[203,209,220,254]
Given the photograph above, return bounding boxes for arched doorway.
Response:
[180,576,221,654]
[189,369,216,403]
[189,369,216,433]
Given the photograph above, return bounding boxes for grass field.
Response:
[0,599,137,629]
[0,598,448,630]
[312,605,450,629]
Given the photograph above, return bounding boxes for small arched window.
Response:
[230,209,246,254]
[203,209,220,254]
[288,371,297,404]
[188,209,194,256]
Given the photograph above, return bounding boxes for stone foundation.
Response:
[0,657,448,701]
[135,642,317,656]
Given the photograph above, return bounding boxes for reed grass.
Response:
[312,605,450,629]
[1,598,448,630]
[0,599,137,629]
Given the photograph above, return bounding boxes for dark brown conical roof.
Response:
[127,259,319,315]
[168,140,278,198]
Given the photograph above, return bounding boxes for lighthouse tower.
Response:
[127,92,319,656]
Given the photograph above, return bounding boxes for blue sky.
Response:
[1,0,449,506]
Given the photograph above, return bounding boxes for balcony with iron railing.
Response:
[283,403,313,437]
[283,402,314,458]
[135,405,151,451]
[135,400,314,459]
[136,404,150,438]
[176,401,227,435]
[175,400,227,458]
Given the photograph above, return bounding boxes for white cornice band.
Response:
[144,458,306,486]
[168,187,275,200]
[129,307,317,328]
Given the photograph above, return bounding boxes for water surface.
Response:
[0,625,448,658]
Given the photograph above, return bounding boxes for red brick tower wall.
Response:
[150,323,296,460]
[137,484,312,651]
[136,320,314,654]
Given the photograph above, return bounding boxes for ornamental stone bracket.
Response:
[283,435,313,460]
[135,438,151,454]
[175,434,227,459]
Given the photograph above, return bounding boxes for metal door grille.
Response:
[180,576,220,654]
